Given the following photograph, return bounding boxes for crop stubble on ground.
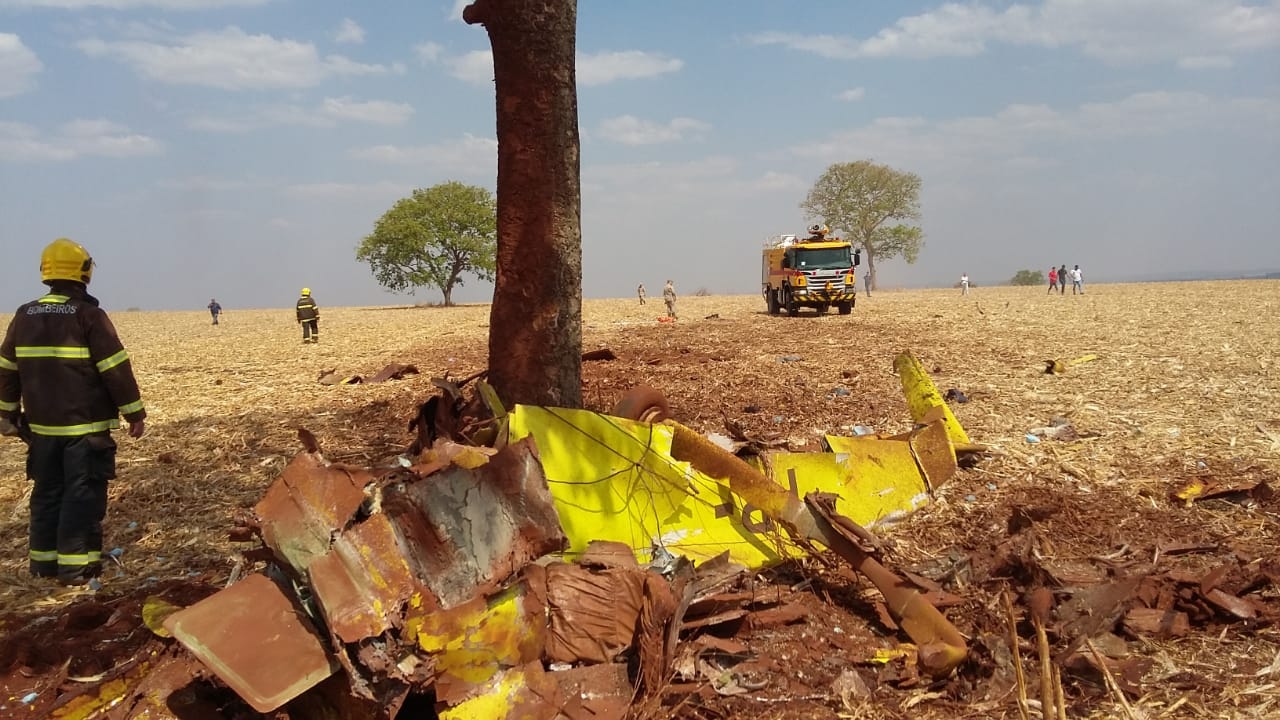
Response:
[0,280,1277,718]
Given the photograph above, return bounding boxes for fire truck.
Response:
[761,227,861,316]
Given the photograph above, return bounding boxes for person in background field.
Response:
[637,284,646,305]
[1047,267,1058,294]
[663,280,677,319]
[863,271,872,298]
[960,273,970,296]
[1071,265,1084,295]
[0,238,146,586]
[1058,265,1067,295]
[296,288,320,343]
[207,298,222,325]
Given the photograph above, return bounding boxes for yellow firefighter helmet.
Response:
[41,238,94,285]
[301,287,311,296]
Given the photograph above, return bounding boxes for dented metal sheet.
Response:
[307,511,421,644]
[509,405,793,568]
[509,405,939,570]
[906,420,958,490]
[436,663,562,720]
[542,562,647,665]
[254,453,371,574]
[894,350,971,447]
[383,436,566,608]
[406,581,546,705]
[163,574,337,713]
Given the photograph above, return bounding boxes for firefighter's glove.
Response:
[0,414,31,442]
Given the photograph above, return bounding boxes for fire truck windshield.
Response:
[792,247,852,270]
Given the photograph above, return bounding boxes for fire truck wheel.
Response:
[785,289,799,316]
[837,302,853,315]
[766,289,779,314]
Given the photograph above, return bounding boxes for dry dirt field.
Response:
[1,280,1278,719]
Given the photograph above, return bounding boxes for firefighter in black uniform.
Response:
[296,287,320,343]
[0,238,146,585]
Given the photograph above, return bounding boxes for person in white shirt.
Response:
[960,273,970,296]
[1070,265,1083,295]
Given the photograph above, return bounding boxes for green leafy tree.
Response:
[1010,269,1045,286]
[801,160,923,291]
[357,182,497,306]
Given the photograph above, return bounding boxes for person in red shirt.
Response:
[1047,267,1058,294]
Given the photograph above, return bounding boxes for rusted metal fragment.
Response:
[307,511,421,644]
[383,437,566,608]
[164,574,337,713]
[1203,588,1258,620]
[255,453,371,574]
[681,608,751,631]
[550,662,633,720]
[366,362,419,383]
[744,602,810,630]
[1123,607,1190,638]
[1174,477,1271,506]
[406,581,545,706]
[542,562,646,665]
[318,369,363,385]
[637,572,679,697]
[579,539,640,569]
[47,647,192,720]
[906,420,957,490]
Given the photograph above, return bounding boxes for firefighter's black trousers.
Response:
[26,433,115,582]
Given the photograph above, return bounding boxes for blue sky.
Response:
[1,0,1278,310]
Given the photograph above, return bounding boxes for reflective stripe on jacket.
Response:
[0,283,146,436]
[296,296,319,322]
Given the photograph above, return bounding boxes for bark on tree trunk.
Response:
[862,240,877,292]
[466,0,583,408]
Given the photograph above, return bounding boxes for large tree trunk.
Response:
[466,0,583,408]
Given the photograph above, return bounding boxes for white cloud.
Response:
[349,133,497,174]
[320,97,413,125]
[448,0,467,21]
[577,50,683,85]
[414,41,443,64]
[748,0,1280,64]
[158,175,264,191]
[284,180,409,200]
[77,26,396,90]
[447,49,493,84]
[0,0,268,7]
[0,118,161,162]
[425,47,683,87]
[334,18,365,45]
[188,96,413,132]
[0,33,42,98]
[788,91,1280,178]
[598,115,711,145]
[1178,54,1235,69]
[836,87,866,102]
